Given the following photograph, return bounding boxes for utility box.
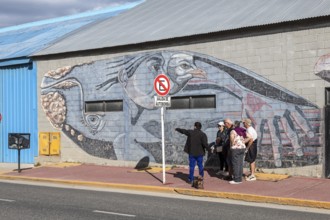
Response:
[50,132,60,155]
[39,132,50,155]
[39,132,60,155]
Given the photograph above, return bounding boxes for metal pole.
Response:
[161,106,166,184]
[18,148,21,173]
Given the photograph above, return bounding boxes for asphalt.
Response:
[0,163,330,209]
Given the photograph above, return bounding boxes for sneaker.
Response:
[246,175,257,181]
[229,180,242,184]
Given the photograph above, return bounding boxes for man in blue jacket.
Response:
[175,122,208,184]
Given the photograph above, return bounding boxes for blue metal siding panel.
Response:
[0,70,3,161]
[0,62,37,163]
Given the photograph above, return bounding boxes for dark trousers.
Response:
[218,152,228,171]
[231,148,245,182]
[222,145,230,172]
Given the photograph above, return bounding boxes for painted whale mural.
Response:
[40,50,321,168]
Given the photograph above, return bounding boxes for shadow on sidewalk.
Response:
[144,169,163,183]
[167,171,190,183]
[13,167,33,172]
[205,168,229,181]
[204,168,217,178]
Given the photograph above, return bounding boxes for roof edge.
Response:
[0,0,144,33]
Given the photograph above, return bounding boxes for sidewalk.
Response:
[0,163,330,209]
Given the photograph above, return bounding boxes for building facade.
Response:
[35,18,330,177]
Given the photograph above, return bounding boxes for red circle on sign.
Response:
[154,74,170,96]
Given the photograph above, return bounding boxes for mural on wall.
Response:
[40,50,321,168]
[315,53,330,82]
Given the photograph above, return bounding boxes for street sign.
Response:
[8,133,30,149]
[154,96,171,108]
[8,133,30,173]
[154,74,170,96]
[153,74,171,184]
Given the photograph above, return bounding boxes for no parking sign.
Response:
[153,74,171,184]
[154,74,170,96]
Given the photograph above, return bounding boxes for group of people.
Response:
[175,118,258,185]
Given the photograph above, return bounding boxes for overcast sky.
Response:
[0,0,140,28]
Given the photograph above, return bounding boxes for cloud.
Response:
[0,0,139,28]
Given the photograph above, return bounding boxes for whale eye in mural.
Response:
[41,50,320,168]
[81,114,105,135]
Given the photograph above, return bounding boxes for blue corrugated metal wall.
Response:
[0,70,2,161]
[0,62,37,163]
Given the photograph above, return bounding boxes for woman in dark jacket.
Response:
[214,121,228,174]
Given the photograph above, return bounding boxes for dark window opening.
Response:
[169,95,216,109]
[85,100,123,112]
[326,88,330,106]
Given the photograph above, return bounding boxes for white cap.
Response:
[218,121,225,126]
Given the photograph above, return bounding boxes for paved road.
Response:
[0,181,330,220]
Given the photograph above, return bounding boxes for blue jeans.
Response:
[189,155,204,182]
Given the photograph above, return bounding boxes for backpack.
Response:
[192,176,204,189]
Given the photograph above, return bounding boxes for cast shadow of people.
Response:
[204,152,218,177]
[204,152,228,180]
[171,171,190,183]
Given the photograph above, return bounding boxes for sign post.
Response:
[8,133,31,173]
[153,74,171,184]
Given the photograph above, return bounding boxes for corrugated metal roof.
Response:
[34,0,330,56]
[0,1,143,61]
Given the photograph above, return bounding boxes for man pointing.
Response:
[175,122,208,184]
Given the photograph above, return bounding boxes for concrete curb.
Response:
[174,189,330,209]
[1,174,330,210]
[0,174,175,194]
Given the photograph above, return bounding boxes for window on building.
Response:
[326,88,330,106]
[85,100,123,112]
[169,95,216,109]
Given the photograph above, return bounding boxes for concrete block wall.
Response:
[177,28,330,108]
[36,26,330,177]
